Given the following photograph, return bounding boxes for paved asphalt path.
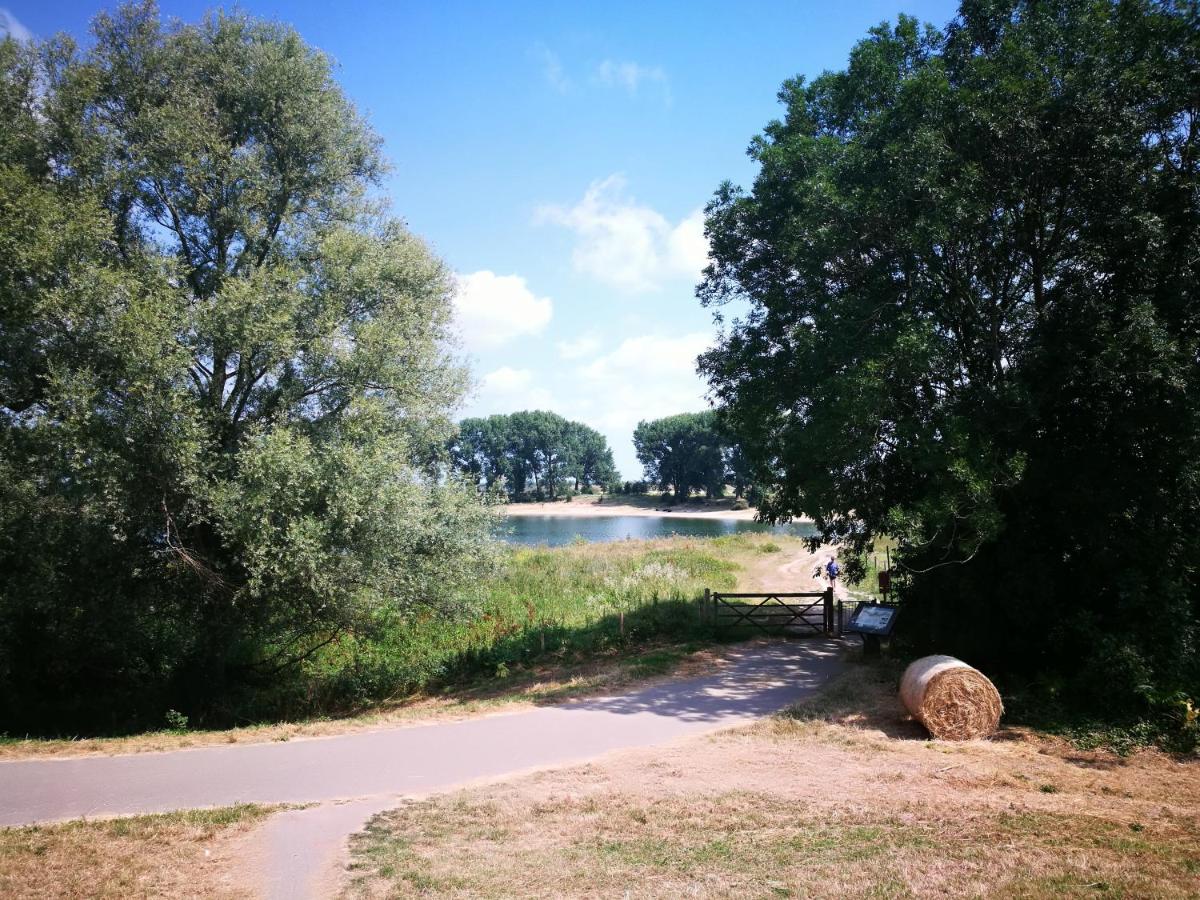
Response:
[0,639,844,896]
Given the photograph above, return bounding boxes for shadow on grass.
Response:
[437,599,744,691]
[774,656,930,741]
[429,604,848,724]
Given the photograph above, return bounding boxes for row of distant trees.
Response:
[633,411,757,502]
[449,409,760,503]
[449,411,619,500]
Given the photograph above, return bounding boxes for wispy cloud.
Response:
[532,43,570,94]
[556,332,603,361]
[576,332,713,433]
[0,8,33,43]
[593,60,670,103]
[536,175,709,293]
[453,270,553,353]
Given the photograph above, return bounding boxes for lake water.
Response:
[499,515,820,547]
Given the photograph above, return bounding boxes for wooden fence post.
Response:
[823,587,834,635]
[702,588,710,622]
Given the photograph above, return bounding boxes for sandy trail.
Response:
[500,497,773,520]
[736,539,852,600]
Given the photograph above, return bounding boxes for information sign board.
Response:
[846,602,899,636]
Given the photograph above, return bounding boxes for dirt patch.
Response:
[0,805,273,899]
[735,537,849,601]
[343,663,1200,898]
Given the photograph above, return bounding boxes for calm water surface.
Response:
[499,515,819,547]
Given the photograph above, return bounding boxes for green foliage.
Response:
[633,411,729,500]
[1006,676,1200,755]
[700,0,1200,719]
[0,3,494,733]
[231,538,741,720]
[449,410,618,500]
[163,709,189,732]
[616,480,649,495]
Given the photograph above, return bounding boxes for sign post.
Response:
[845,601,900,659]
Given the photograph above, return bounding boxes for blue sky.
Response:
[3,0,960,476]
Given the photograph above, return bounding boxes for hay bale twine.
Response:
[899,655,1003,740]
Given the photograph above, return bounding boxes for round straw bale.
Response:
[899,655,1003,740]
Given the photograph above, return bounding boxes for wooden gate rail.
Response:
[705,589,836,636]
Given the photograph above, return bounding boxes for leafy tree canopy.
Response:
[700,0,1200,711]
[450,411,618,500]
[633,411,728,501]
[0,2,494,732]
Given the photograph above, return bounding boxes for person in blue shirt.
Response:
[825,556,840,588]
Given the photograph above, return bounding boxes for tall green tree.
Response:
[567,420,620,491]
[0,3,494,732]
[700,0,1200,712]
[633,411,727,501]
[449,411,617,499]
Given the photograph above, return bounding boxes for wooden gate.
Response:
[706,589,836,636]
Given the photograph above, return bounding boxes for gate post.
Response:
[702,587,710,623]
[823,587,834,635]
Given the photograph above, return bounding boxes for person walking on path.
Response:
[825,556,840,591]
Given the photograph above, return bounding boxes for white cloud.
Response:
[533,44,570,93]
[473,366,555,412]
[593,60,669,102]
[460,334,716,478]
[0,8,32,43]
[453,270,553,352]
[536,175,709,293]
[577,332,714,433]
[556,332,603,360]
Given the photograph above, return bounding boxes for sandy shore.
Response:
[500,497,761,521]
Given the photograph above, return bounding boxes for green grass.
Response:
[843,536,900,604]
[623,647,693,678]
[0,804,271,844]
[245,535,764,723]
[3,533,783,744]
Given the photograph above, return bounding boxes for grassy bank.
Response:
[0,533,792,756]
[256,534,760,720]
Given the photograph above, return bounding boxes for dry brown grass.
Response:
[343,662,1200,899]
[0,804,273,899]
